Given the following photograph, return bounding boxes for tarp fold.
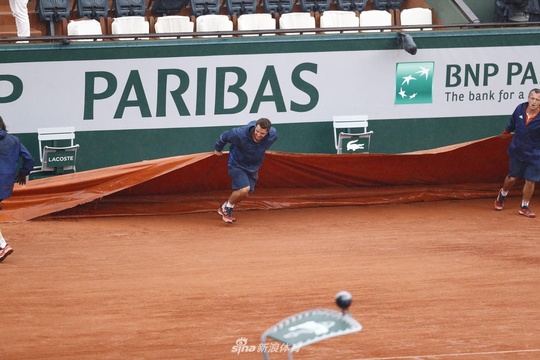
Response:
[0,135,515,222]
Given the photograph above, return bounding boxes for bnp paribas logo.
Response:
[395,62,434,105]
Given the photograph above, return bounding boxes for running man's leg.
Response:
[522,180,535,205]
[228,186,250,206]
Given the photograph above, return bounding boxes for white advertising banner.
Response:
[1,44,539,133]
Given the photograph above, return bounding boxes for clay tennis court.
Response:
[0,136,539,359]
[1,197,539,359]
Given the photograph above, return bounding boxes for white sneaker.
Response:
[0,245,13,262]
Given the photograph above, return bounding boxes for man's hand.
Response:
[214,150,223,156]
[16,174,27,185]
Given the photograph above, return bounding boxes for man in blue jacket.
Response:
[214,118,277,224]
[0,116,35,261]
[494,88,540,218]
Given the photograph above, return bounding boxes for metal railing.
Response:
[1,21,540,44]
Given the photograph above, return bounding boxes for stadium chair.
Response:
[299,0,331,13]
[224,0,266,35]
[336,0,367,12]
[319,10,359,34]
[237,14,276,36]
[149,0,190,16]
[263,0,295,16]
[190,0,221,16]
[154,15,194,38]
[372,0,403,10]
[112,0,146,17]
[36,0,71,35]
[195,14,234,37]
[359,9,392,32]
[30,127,80,176]
[73,0,109,20]
[399,7,433,31]
[225,0,258,15]
[67,19,104,40]
[111,16,150,39]
[279,12,316,35]
[333,115,373,154]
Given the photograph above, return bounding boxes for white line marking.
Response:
[354,349,540,360]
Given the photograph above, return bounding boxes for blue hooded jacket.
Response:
[505,102,540,165]
[214,120,278,173]
[0,129,35,199]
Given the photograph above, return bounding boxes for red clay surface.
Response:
[1,198,539,359]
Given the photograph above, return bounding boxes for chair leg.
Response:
[49,20,55,36]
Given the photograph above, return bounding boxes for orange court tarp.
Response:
[0,135,517,222]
